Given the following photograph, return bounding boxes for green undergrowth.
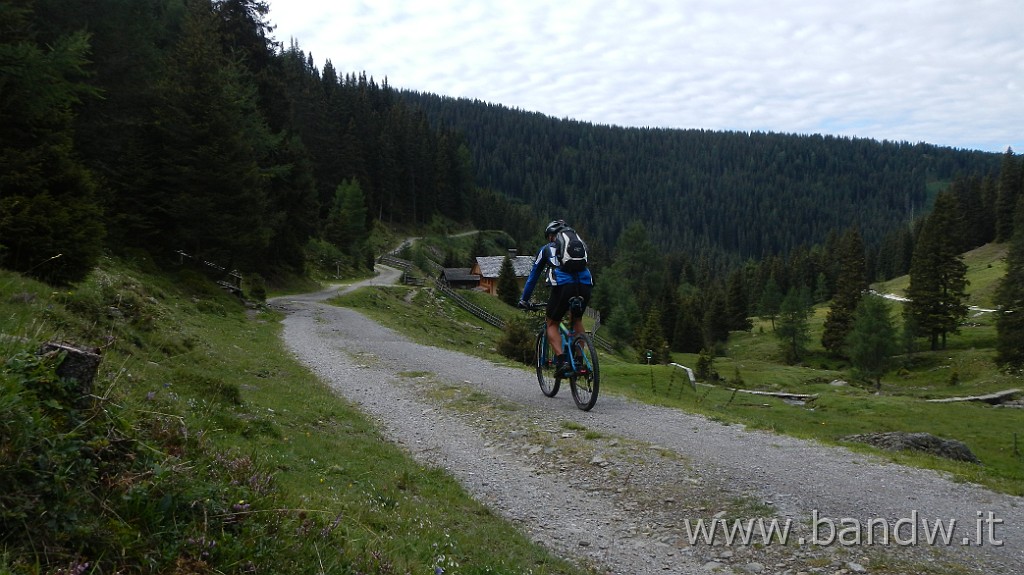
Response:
[0,258,589,575]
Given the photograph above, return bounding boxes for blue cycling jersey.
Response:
[520,242,593,302]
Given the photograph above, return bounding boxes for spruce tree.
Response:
[757,276,783,330]
[672,298,704,353]
[995,196,1024,370]
[776,287,811,364]
[496,254,520,307]
[324,179,369,253]
[846,295,898,390]
[635,307,670,363]
[150,0,271,267]
[725,268,752,331]
[822,229,867,356]
[904,192,969,350]
[995,149,1022,242]
[607,289,642,343]
[701,289,731,350]
[0,2,104,284]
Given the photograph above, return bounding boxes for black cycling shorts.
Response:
[546,283,593,323]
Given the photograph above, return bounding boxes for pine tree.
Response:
[904,192,969,350]
[496,254,520,307]
[701,289,730,350]
[324,179,369,252]
[262,133,320,275]
[607,289,642,343]
[601,222,661,340]
[776,287,811,364]
[725,268,752,331]
[695,348,716,382]
[672,297,704,353]
[757,276,783,330]
[995,149,1022,242]
[635,307,670,363]
[846,295,898,390]
[0,2,104,284]
[995,196,1024,370]
[822,229,867,356]
[150,0,276,271]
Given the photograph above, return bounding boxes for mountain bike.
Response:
[523,301,600,411]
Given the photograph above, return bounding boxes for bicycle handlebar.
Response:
[519,301,547,312]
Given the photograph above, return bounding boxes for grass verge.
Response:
[0,258,589,575]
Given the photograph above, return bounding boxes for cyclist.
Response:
[518,219,594,375]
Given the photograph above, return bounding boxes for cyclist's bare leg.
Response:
[546,318,563,356]
[570,314,585,336]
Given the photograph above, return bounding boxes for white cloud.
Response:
[268,0,1024,152]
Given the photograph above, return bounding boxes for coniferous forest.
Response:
[402,91,1001,263]
[3,0,1023,362]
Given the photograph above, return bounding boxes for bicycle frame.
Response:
[536,321,582,367]
[525,301,599,411]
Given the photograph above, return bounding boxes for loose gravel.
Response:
[271,269,1022,575]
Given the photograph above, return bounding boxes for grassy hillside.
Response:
[0,258,588,575]
[873,243,1009,310]
[335,242,1023,496]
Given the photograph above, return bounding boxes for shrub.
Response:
[497,316,535,365]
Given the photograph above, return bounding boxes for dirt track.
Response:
[271,266,1023,575]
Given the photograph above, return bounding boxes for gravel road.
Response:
[271,267,1022,575]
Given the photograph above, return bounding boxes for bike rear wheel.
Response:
[535,329,560,397]
[568,334,600,411]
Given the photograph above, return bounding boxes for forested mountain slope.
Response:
[402,92,1002,263]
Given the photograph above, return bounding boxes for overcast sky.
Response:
[268,1,1022,154]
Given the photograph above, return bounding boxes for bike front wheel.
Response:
[568,334,600,411]
[535,329,560,397]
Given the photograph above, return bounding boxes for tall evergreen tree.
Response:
[725,268,753,331]
[0,1,105,284]
[701,289,730,350]
[496,254,519,307]
[776,287,812,364]
[594,221,662,336]
[846,295,898,390]
[635,307,670,363]
[757,276,783,330]
[150,0,276,271]
[904,192,969,350]
[262,133,319,275]
[995,196,1024,370]
[32,0,181,255]
[995,149,1022,242]
[657,273,682,348]
[605,286,642,342]
[672,295,704,353]
[821,228,867,356]
[951,175,992,250]
[324,179,369,253]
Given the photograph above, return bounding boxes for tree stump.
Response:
[39,342,101,400]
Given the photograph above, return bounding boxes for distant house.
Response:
[439,267,480,289]
[471,250,535,296]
